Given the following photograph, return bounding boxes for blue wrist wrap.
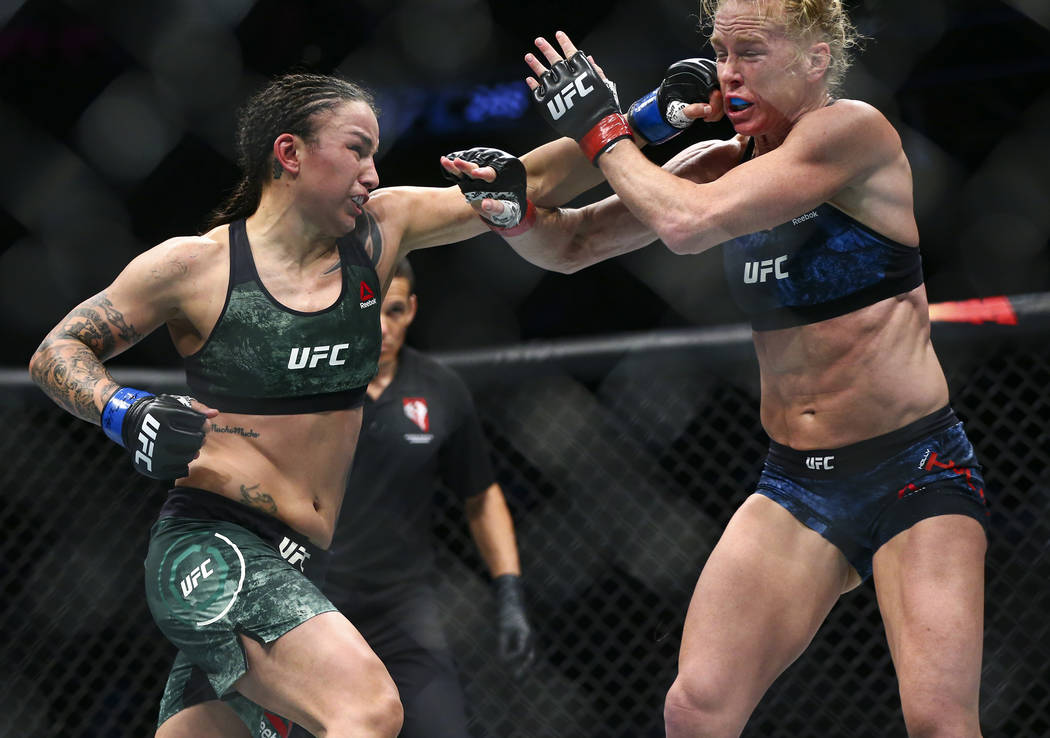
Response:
[627,89,678,145]
[101,387,153,447]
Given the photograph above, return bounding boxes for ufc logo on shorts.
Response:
[288,343,350,369]
[134,413,160,472]
[805,455,835,470]
[180,558,213,598]
[744,255,789,284]
[547,72,595,120]
[279,537,311,572]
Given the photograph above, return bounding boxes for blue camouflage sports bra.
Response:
[721,139,923,331]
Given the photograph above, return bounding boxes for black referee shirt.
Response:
[326,347,496,596]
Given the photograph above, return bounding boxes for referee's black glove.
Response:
[493,574,536,679]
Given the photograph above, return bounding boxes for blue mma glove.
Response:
[627,58,719,144]
[102,388,207,479]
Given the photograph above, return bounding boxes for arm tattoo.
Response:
[29,293,144,424]
[30,337,119,422]
[239,482,278,515]
[61,293,142,357]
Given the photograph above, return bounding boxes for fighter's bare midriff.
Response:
[753,284,949,450]
[177,406,363,549]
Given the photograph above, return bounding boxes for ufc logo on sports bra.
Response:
[547,72,595,120]
[744,255,789,284]
[287,344,351,369]
[279,537,311,572]
[805,455,835,471]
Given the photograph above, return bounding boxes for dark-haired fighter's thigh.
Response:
[235,611,403,738]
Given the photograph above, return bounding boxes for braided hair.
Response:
[204,73,376,231]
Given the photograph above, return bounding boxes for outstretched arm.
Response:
[363,139,607,277]
[364,43,722,273]
[448,137,741,273]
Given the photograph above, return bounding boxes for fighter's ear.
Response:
[273,133,301,177]
[806,41,831,80]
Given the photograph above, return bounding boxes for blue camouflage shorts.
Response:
[754,406,989,580]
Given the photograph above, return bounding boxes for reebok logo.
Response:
[546,72,595,120]
[360,281,377,308]
[180,558,213,598]
[918,448,931,469]
[744,255,789,283]
[791,211,819,226]
[805,455,835,471]
[134,413,161,472]
[259,713,293,738]
[288,344,351,369]
[279,537,311,572]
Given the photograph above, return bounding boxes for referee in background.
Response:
[291,256,534,738]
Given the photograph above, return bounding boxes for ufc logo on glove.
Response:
[547,72,595,119]
[134,412,161,472]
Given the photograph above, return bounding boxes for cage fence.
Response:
[1,308,1049,738]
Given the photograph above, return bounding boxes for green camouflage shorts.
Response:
[145,490,334,731]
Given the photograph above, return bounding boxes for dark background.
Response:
[2,0,1049,369]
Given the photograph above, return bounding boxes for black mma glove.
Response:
[627,58,719,145]
[101,387,207,479]
[493,573,536,679]
[531,50,633,165]
[442,147,535,236]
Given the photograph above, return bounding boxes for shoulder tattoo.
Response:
[323,211,383,275]
[359,210,383,268]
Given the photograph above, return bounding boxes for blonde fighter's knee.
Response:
[899,690,982,738]
[664,675,744,738]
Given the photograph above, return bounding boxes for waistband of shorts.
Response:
[157,487,329,583]
[765,405,958,477]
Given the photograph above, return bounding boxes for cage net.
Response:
[1,325,1047,738]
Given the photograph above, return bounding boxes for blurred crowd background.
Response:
[2,0,1049,369]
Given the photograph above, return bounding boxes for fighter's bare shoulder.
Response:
[135,228,228,282]
[794,98,903,158]
[109,228,231,317]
